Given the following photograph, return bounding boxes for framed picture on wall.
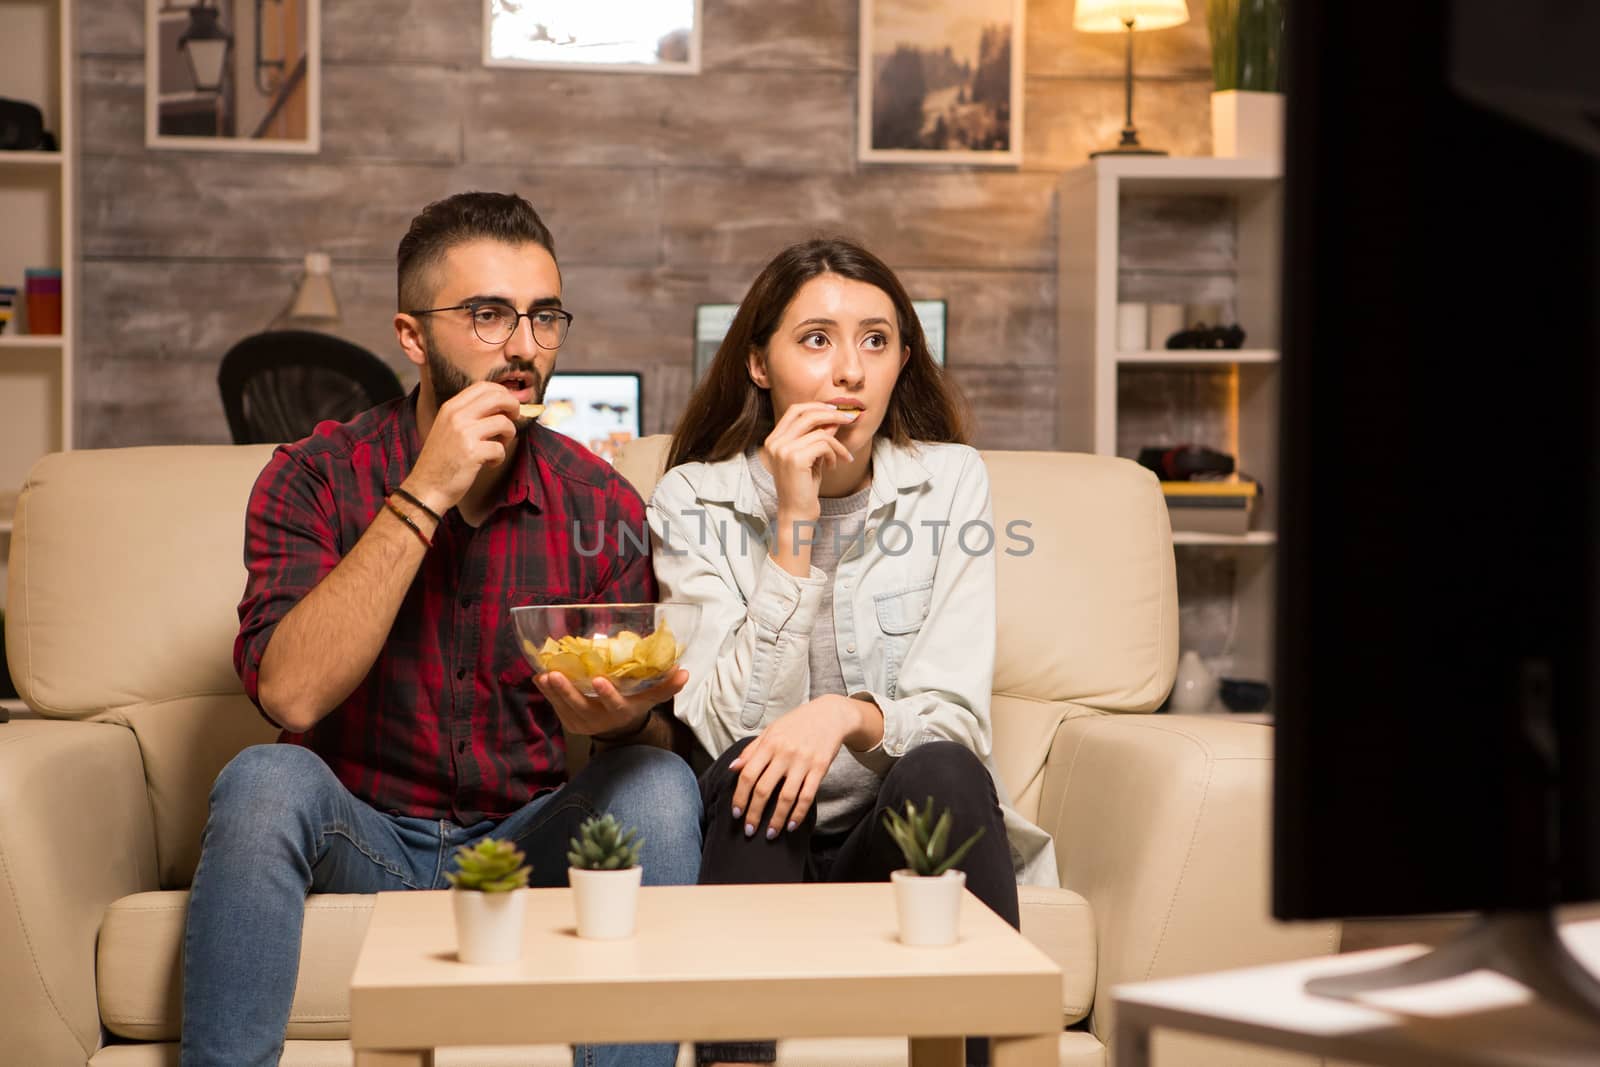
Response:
[146,0,321,152]
[858,0,1024,166]
[484,0,702,74]
[536,371,643,467]
[692,300,947,384]
[693,303,739,383]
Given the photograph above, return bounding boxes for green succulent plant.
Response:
[445,838,531,893]
[567,813,643,871]
[882,796,985,878]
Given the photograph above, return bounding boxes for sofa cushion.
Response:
[99,892,374,1041]
[96,887,1095,1041]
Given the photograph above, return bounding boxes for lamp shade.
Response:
[1074,0,1189,33]
[288,253,340,321]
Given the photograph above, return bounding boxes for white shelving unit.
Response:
[1058,155,1284,693]
[0,0,74,622]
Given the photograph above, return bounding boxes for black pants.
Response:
[695,738,1020,1067]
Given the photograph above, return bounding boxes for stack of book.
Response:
[1161,478,1258,536]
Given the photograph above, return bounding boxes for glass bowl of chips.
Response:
[510,602,700,698]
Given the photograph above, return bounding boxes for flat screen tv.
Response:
[1273,0,1600,1011]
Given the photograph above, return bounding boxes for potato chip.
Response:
[531,619,681,692]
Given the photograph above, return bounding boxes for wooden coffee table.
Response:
[350,883,1062,1066]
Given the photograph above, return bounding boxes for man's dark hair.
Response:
[396,191,557,311]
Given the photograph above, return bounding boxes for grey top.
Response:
[746,450,881,833]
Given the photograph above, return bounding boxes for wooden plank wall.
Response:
[75,0,1218,449]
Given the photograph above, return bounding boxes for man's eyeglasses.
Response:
[409,300,574,349]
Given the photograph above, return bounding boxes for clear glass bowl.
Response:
[510,602,701,698]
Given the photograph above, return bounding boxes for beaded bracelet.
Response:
[385,498,433,550]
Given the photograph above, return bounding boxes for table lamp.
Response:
[1074,0,1190,157]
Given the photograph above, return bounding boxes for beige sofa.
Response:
[1,436,1336,1066]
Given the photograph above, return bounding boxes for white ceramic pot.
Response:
[569,865,644,940]
[1170,649,1220,714]
[891,868,966,946]
[451,888,527,964]
[1210,90,1285,161]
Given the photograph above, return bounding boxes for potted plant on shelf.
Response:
[446,837,531,964]
[883,797,985,946]
[567,812,644,940]
[1207,0,1286,160]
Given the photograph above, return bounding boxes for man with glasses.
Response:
[182,191,700,1067]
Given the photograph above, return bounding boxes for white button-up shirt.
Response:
[648,436,1057,885]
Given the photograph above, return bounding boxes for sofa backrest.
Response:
[616,435,1179,819]
[7,438,1176,887]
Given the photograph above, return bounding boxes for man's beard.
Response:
[423,338,546,419]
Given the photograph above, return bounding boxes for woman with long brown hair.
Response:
[650,238,1054,1067]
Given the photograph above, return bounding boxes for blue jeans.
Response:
[181,743,702,1067]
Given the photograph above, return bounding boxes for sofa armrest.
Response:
[0,719,159,1064]
[1036,713,1339,1044]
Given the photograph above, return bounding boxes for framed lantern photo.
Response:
[146,0,321,152]
[858,0,1025,166]
[484,0,702,75]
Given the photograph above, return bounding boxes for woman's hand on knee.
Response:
[728,698,854,838]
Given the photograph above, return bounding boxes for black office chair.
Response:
[218,330,405,444]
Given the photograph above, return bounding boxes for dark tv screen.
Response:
[1273,0,1600,919]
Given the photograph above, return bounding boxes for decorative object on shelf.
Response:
[1165,321,1246,349]
[883,796,985,946]
[1147,302,1185,346]
[1074,0,1190,157]
[1161,477,1258,536]
[535,371,643,466]
[0,286,15,335]
[147,0,321,153]
[695,300,947,382]
[1169,649,1219,713]
[446,837,531,964]
[1137,443,1235,481]
[0,97,55,151]
[567,813,645,940]
[858,0,1024,166]
[24,268,62,336]
[1116,301,1149,351]
[1207,0,1285,160]
[1219,676,1271,712]
[484,0,701,74]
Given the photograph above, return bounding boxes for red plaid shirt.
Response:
[233,391,656,823]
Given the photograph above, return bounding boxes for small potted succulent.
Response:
[446,837,531,964]
[567,813,644,940]
[883,797,985,946]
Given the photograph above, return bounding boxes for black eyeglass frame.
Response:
[408,300,575,349]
